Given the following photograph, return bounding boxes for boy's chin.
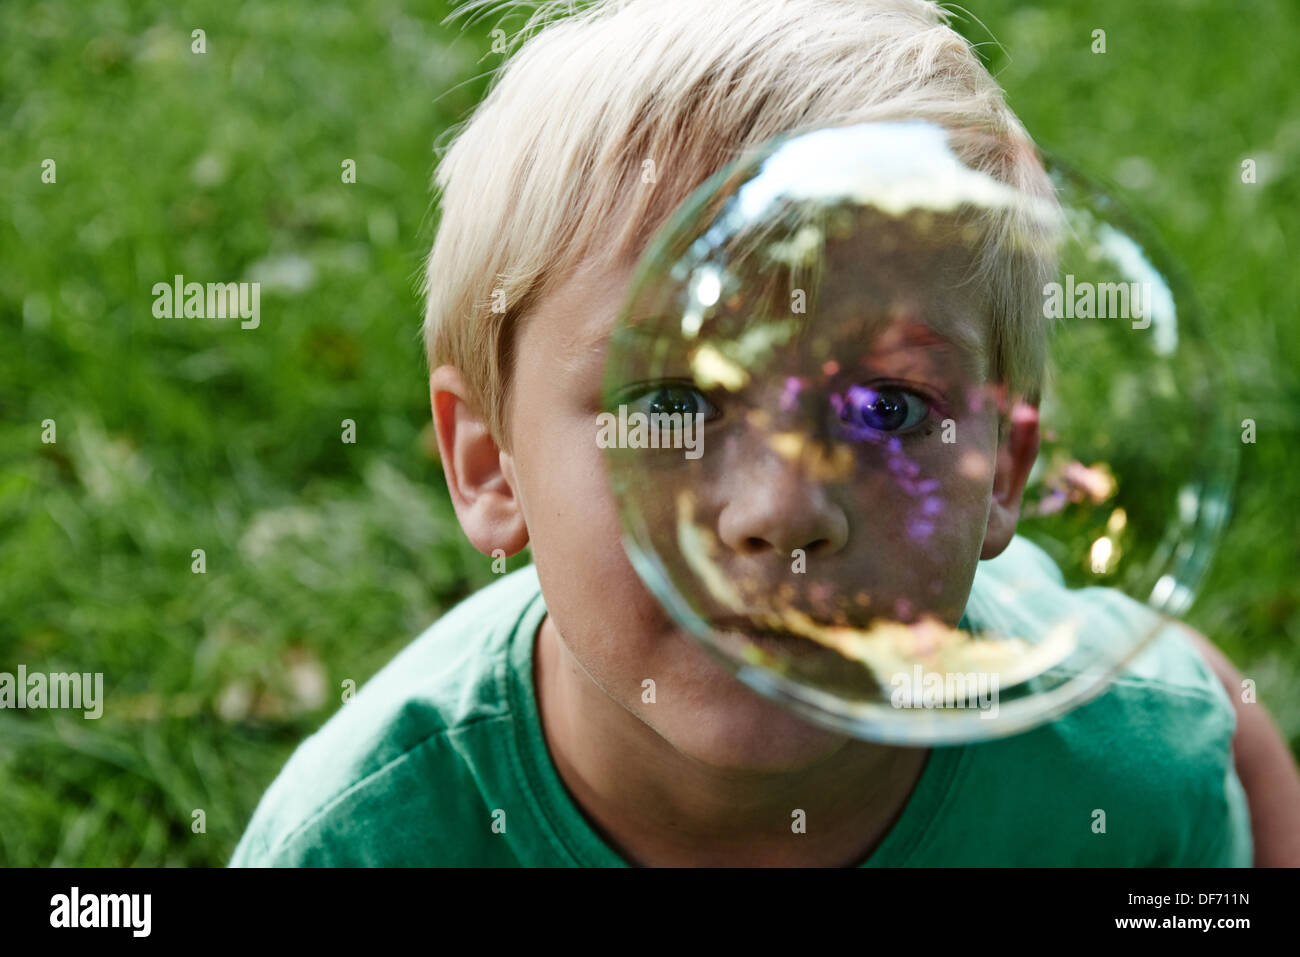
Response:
[639,628,852,772]
[650,683,851,773]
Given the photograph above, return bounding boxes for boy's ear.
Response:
[429,365,529,558]
[980,400,1040,560]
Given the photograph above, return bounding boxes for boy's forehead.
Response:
[814,224,992,377]
[550,227,993,383]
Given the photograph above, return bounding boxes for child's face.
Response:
[453,234,1036,770]
[603,218,1024,655]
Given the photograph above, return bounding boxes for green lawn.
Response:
[2,0,1297,865]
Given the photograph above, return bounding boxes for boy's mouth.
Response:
[706,613,891,699]
[709,606,1082,697]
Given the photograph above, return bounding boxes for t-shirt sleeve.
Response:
[1191,761,1253,867]
[1182,660,1254,867]
[1123,624,1255,867]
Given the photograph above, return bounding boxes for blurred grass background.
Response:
[1,0,1297,865]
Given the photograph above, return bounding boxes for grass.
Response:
[1,0,1297,865]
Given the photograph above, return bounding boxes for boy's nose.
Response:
[716,462,849,559]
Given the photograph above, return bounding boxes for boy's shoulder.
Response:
[934,537,1252,866]
[229,566,544,867]
[941,625,1252,865]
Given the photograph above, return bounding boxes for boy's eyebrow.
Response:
[561,315,677,377]
[559,320,618,377]
[866,317,988,374]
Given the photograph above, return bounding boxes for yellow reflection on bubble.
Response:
[1089,535,1120,574]
[767,431,854,482]
[690,343,749,391]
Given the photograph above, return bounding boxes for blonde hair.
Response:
[423,0,1056,446]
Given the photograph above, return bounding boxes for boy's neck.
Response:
[533,613,931,867]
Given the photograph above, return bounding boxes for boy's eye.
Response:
[626,384,718,419]
[832,384,931,434]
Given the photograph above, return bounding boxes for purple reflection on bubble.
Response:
[780,376,802,412]
[897,476,938,497]
[846,384,875,406]
[908,519,935,540]
[1033,488,1068,516]
[831,388,893,446]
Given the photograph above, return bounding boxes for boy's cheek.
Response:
[520,472,730,707]
[520,440,666,667]
[533,543,692,707]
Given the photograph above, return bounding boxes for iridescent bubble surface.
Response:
[600,121,1236,744]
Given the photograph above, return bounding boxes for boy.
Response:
[231,0,1300,866]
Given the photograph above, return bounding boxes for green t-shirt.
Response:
[230,536,1252,867]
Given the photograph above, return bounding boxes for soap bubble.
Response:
[600,121,1236,744]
